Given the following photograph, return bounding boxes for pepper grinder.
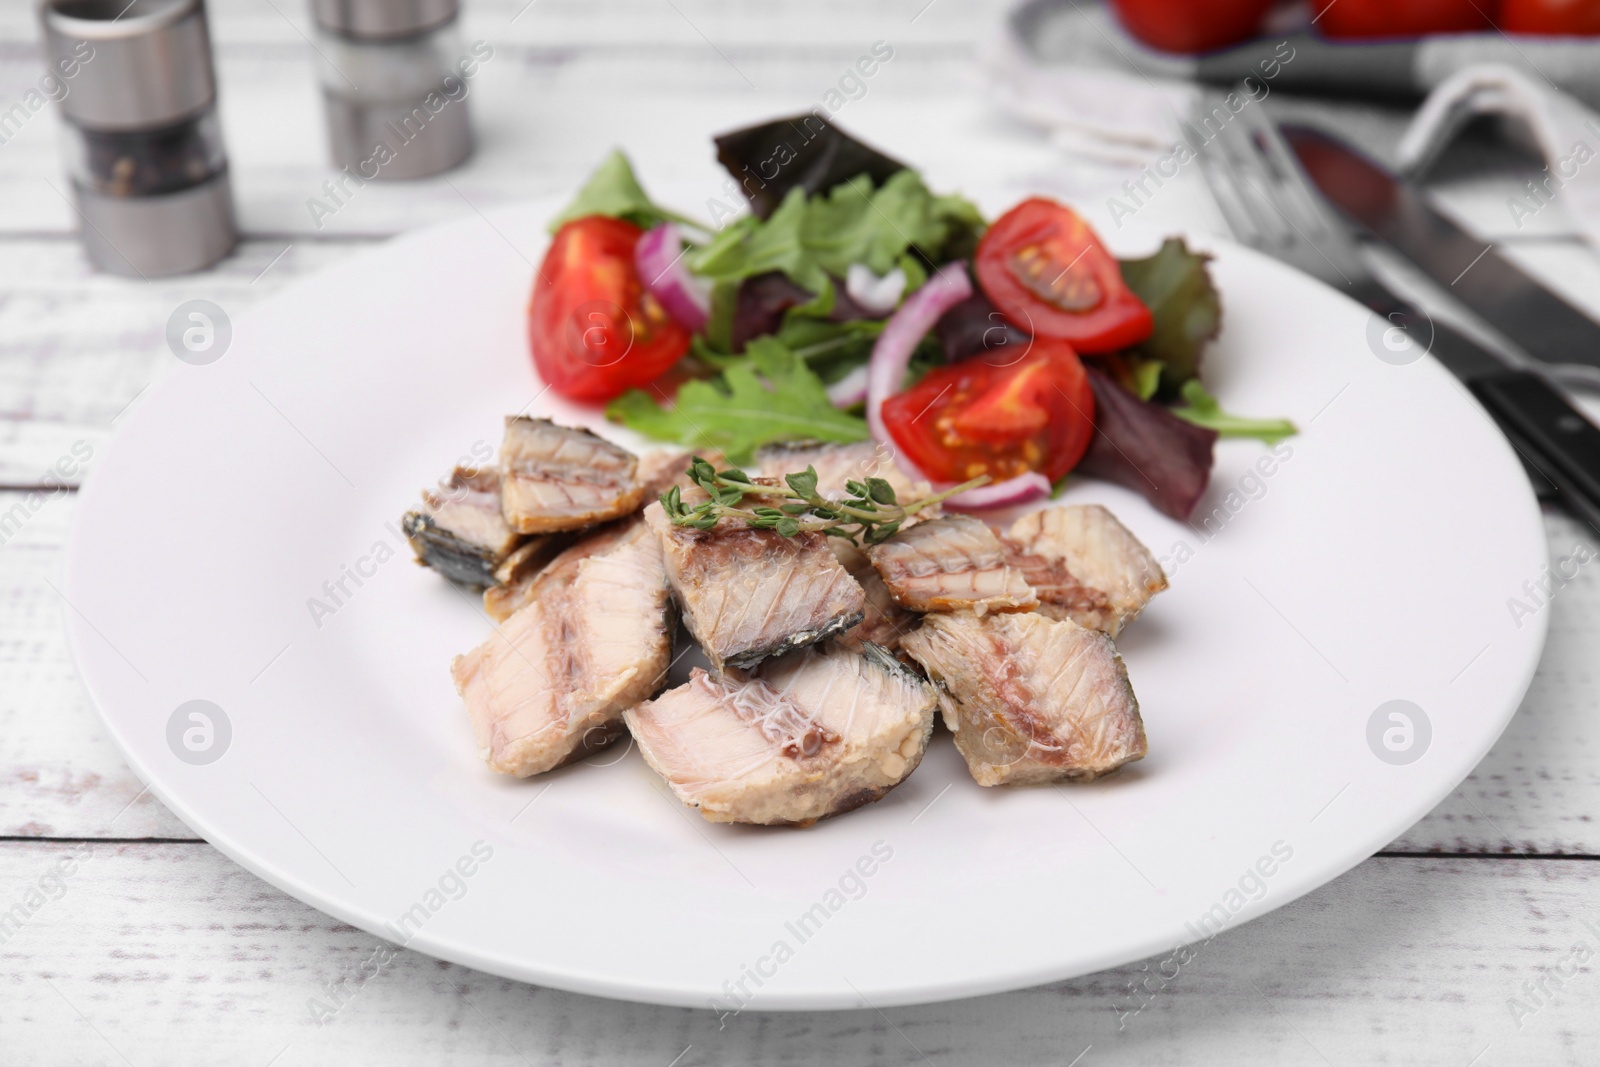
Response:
[311,0,473,180]
[39,0,237,277]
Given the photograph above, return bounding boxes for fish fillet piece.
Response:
[831,540,918,653]
[901,611,1145,786]
[643,501,865,672]
[481,451,717,622]
[498,417,645,534]
[1003,505,1167,636]
[757,440,931,505]
[403,467,524,588]
[626,644,937,825]
[635,449,691,500]
[451,520,671,777]
[634,448,728,501]
[481,533,575,622]
[868,515,1038,614]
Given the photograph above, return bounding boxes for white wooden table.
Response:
[3,2,1598,1063]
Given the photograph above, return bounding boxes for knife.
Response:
[1283,124,1600,372]
[1282,123,1600,532]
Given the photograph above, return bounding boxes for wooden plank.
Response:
[0,0,989,48]
[1388,515,1600,854]
[0,842,1596,1064]
[0,494,192,838]
[3,488,1598,849]
[0,238,368,486]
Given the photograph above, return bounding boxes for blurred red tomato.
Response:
[1498,0,1600,34]
[1318,0,1489,37]
[1108,0,1276,53]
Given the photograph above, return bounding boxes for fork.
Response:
[1191,96,1600,526]
[1193,98,1466,356]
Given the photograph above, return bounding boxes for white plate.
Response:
[65,194,1547,1010]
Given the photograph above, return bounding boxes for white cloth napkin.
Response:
[979,11,1195,188]
[1397,64,1600,254]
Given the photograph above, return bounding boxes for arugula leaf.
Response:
[691,190,814,287]
[605,337,868,463]
[775,315,884,380]
[803,173,935,276]
[1118,238,1222,396]
[551,150,699,233]
[687,171,983,293]
[1171,380,1297,443]
[928,191,986,263]
[702,279,740,353]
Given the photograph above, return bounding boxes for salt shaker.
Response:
[311,0,473,180]
[39,0,237,277]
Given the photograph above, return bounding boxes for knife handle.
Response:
[1469,367,1600,535]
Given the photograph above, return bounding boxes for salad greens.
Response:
[1076,365,1222,520]
[1172,380,1298,443]
[544,115,1294,519]
[549,151,700,234]
[605,338,868,464]
[687,170,983,294]
[1117,238,1223,397]
[712,113,907,219]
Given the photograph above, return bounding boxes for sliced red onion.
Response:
[943,471,1051,511]
[846,264,907,315]
[867,262,972,445]
[635,222,710,333]
[826,364,870,408]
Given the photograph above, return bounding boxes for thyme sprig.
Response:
[660,456,989,546]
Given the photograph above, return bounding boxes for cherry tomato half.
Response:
[880,339,1095,484]
[1317,0,1488,38]
[1108,0,1277,53]
[528,216,691,403]
[975,199,1153,355]
[1498,0,1600,34]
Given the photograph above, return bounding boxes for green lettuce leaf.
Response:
[605,337,868,463]
[687,171,983,292]
[774,315,885,386]
[690,189,814,288]
[1172,381,1297,443]
[551,150,697,233]
[1118,238,1222,396]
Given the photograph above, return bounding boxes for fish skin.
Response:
[452,519,672,777]
[625,643,938,825]
[900,611,1146,786]
[643,500,866,673]
[1003,505,1167,636]
[403,467,524,588]
[498,417,645,534]
[868,515,1039,615]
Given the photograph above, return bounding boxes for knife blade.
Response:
[1282,123,1600,372]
